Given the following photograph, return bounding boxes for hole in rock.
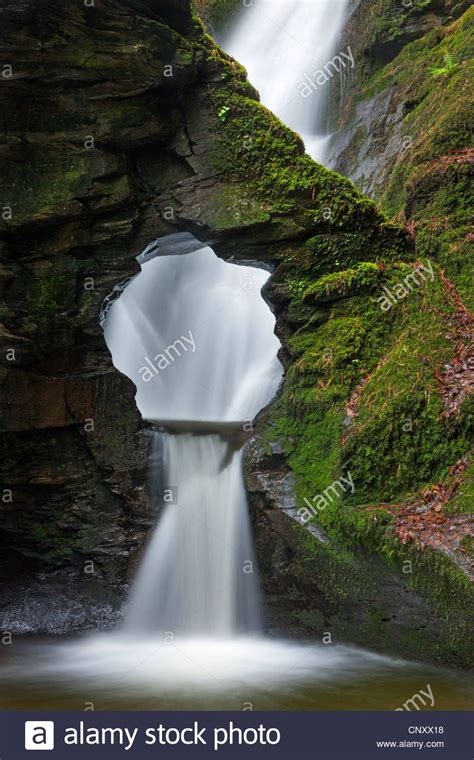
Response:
[102,232,283,429]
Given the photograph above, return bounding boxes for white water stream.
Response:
[103,240,282,425]
[220,0,350,164]
[103,235,283,635]
[126,433,260,634]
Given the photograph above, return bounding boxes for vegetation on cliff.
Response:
[246,3,473,664]
[195,3,473,663]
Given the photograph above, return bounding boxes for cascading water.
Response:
[127,433,261,634]
[103,239,282,424]
[103,234,283,636]
[220,0,350,164]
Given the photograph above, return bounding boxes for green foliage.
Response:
[195,0,242,33]
[265,264,402,514]
[461,535,474,558]
[364,8,474,306]
[444,455,474,516]
[373,0,434,42]
[405,547,474,660]
[207,85,387,228]
[429,51,459,76]
[287,276,311,301]
[340,274,471,498]
[264,255,472,647]
[217,104,230,122]
[302,262,382,302]
[28,267,76,322]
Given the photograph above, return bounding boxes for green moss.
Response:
[207,87,388,229]
[373,0,436,41]
[460,535,474,558]
[0,145,86,228]
[27,265,77,323]
[403,161,473,307]
[444,455,474,516]
[302,262,382,302]
[264,265,403,507]
[291,522,473,665]
[340,274,472,501]
[202,183,272,230]
[261,243,471,661]
[194,0,242,33]
[406,547,474,661]
[294,13,473,624]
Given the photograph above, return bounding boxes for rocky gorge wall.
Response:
[330,0,472,305]
[0,0,472,667]
[275,0,474,665]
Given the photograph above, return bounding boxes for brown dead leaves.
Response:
[394,458,473,579]
[436,271,474,417]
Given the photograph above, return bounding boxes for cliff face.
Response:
[0,0,189,630]
[327,0,472,563]
[284,0,474,664]
[0,0,471,665]
[330,2,473,306]
[0,0,397,631]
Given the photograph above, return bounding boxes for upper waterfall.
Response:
[220,0,350,164]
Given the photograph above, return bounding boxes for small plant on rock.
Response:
[429,52,458,77]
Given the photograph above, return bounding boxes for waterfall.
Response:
[127,433,261,634]
[220,0,350,164]
[104,238,282,423]
[103,234,283,636]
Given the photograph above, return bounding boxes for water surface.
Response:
[1,635,471,711]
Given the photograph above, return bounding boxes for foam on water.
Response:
[4,635,414,696]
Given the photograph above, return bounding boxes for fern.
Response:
[429,51,459,77]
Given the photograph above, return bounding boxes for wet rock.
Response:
[0,569,125,635]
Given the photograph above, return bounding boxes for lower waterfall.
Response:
[126,432,261,635]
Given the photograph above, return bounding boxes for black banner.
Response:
[0,711,472,759]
